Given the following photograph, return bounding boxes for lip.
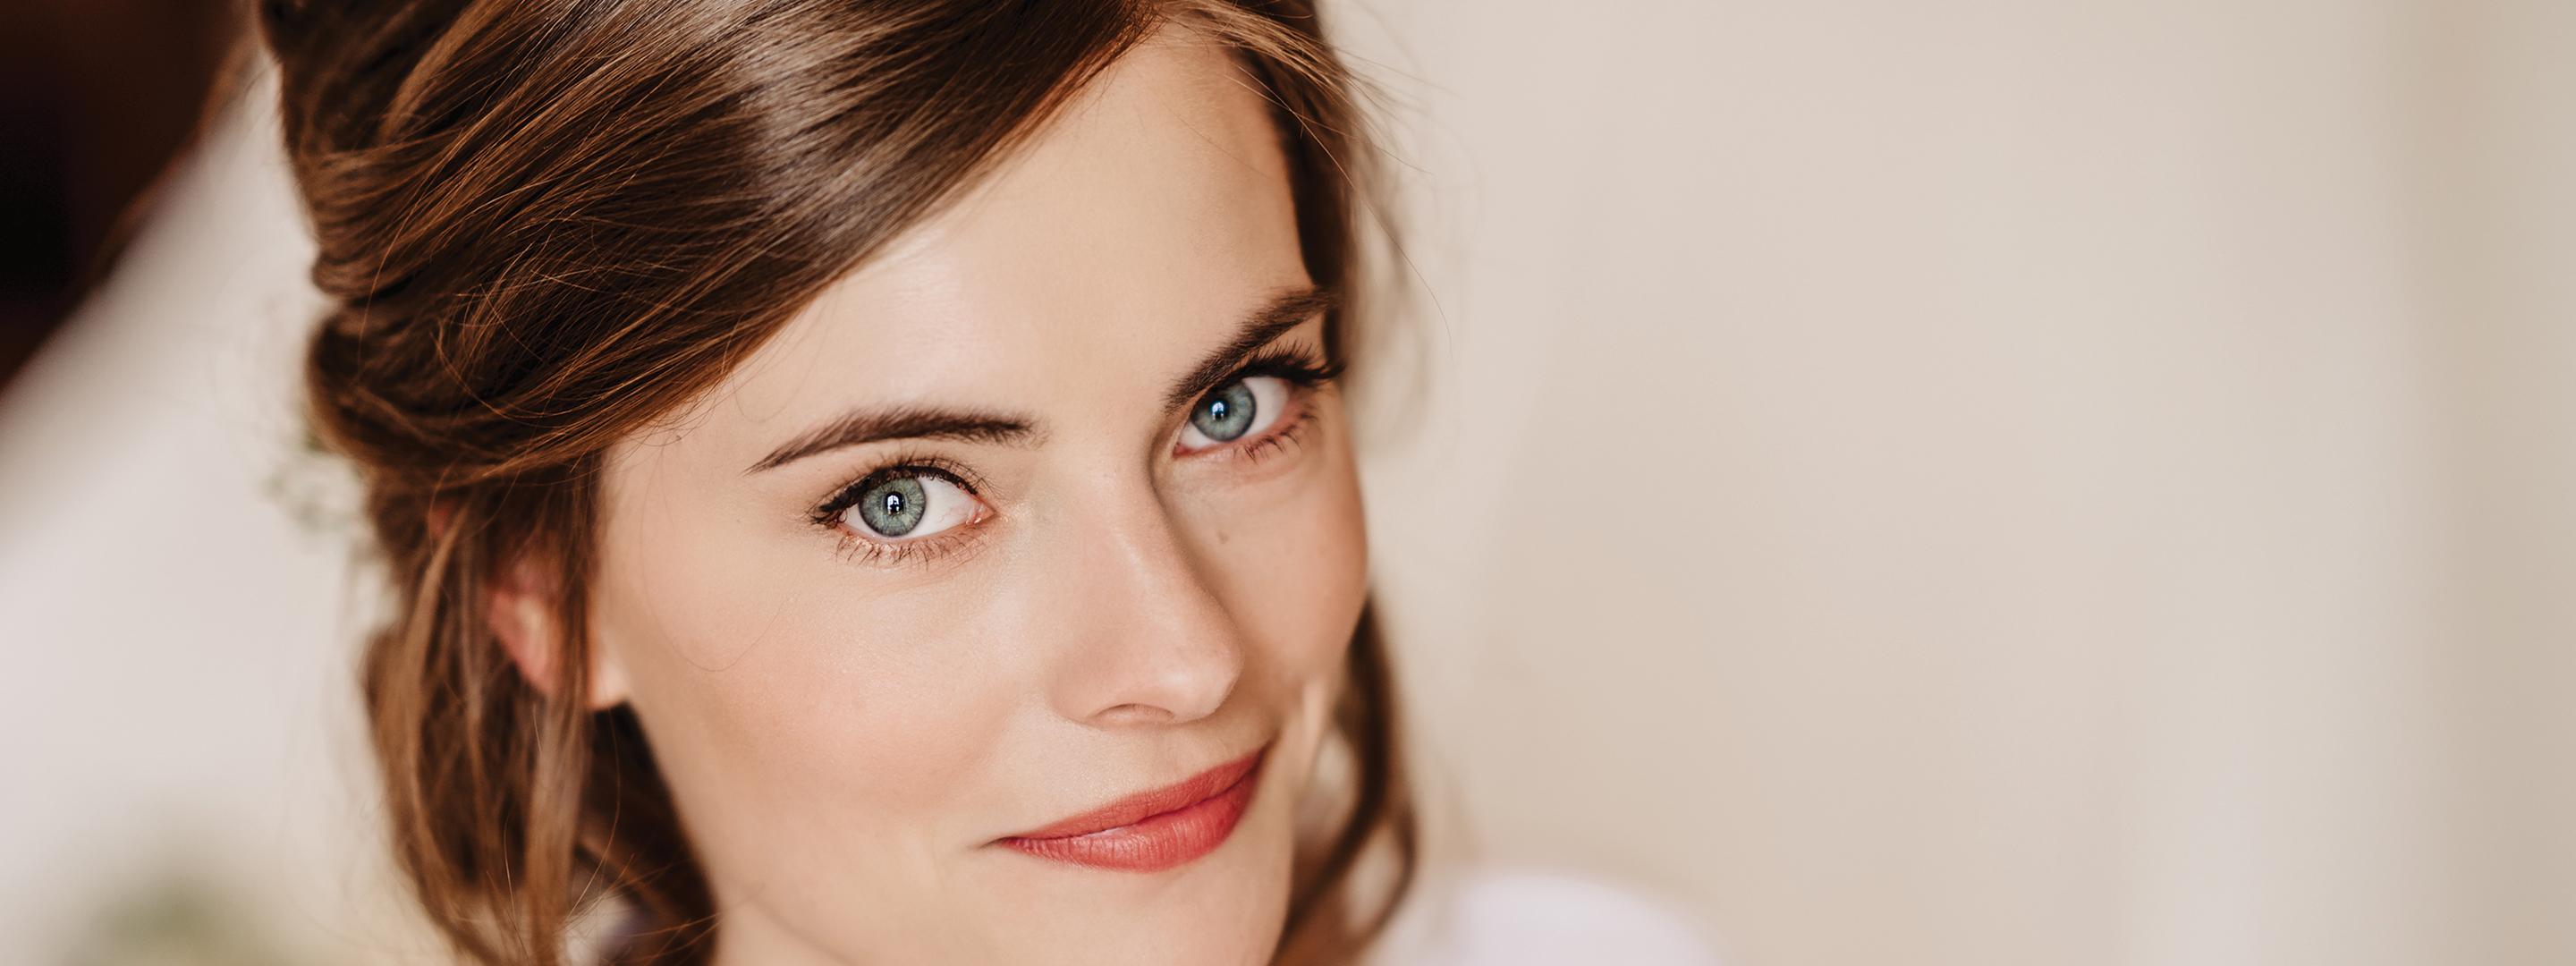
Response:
[995,745,1268,872]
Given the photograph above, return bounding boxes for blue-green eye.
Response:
[1193,382,1257,441]
[1179,375,1290,453]
[837,471,979,539]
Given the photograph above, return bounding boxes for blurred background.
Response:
[4,1,2571,964]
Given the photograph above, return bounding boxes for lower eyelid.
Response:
[831,519,994,569]
[1218,397,1320,466]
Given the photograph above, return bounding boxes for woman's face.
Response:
[576,32,1368,965]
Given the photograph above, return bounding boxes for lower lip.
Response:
[998,751,1267,873]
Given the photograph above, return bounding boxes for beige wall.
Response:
[2412,2,2576,962]
[1336,1,2574,964]
[0,2,2567,964]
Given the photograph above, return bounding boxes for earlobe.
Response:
[486,555,631,711]
[586,634,632,711]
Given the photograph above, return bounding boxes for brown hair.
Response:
[253,1,1414,962]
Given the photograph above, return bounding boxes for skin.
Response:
[488,27,1370,965]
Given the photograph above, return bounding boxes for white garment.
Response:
[1373,869,1722,966]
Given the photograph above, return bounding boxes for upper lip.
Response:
[999,746,1268,841]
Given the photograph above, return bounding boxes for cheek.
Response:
[587,508,1018,856]
[1196,421,1371,679]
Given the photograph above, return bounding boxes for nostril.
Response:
[1093,703,1180,726]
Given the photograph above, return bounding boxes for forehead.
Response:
[699,29,1307,445]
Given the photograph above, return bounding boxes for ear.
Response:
[485,550,632,711]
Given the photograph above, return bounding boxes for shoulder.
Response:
[1370,867,1723,966]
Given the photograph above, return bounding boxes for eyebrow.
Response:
[746,285,1336,475]
[745,405,1037,473]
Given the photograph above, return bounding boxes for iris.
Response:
[857,476,928,537]
[1192,381,1258,442]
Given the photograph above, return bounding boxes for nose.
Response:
[1046,481,1247,728]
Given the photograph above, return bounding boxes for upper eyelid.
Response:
[1157,290,1338,412]
[1215,343,1341,387]
[809,456,985,524]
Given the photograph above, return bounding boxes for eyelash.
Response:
[1227,345,1345,407]
[809,455,990,566]
[1192,344,1339,467]
[809,344,1343,567]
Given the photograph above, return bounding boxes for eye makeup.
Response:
[804,338,1343,569]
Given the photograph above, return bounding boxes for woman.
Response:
[258,1,1411,962]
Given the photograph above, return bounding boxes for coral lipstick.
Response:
[997,748,1267,872]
